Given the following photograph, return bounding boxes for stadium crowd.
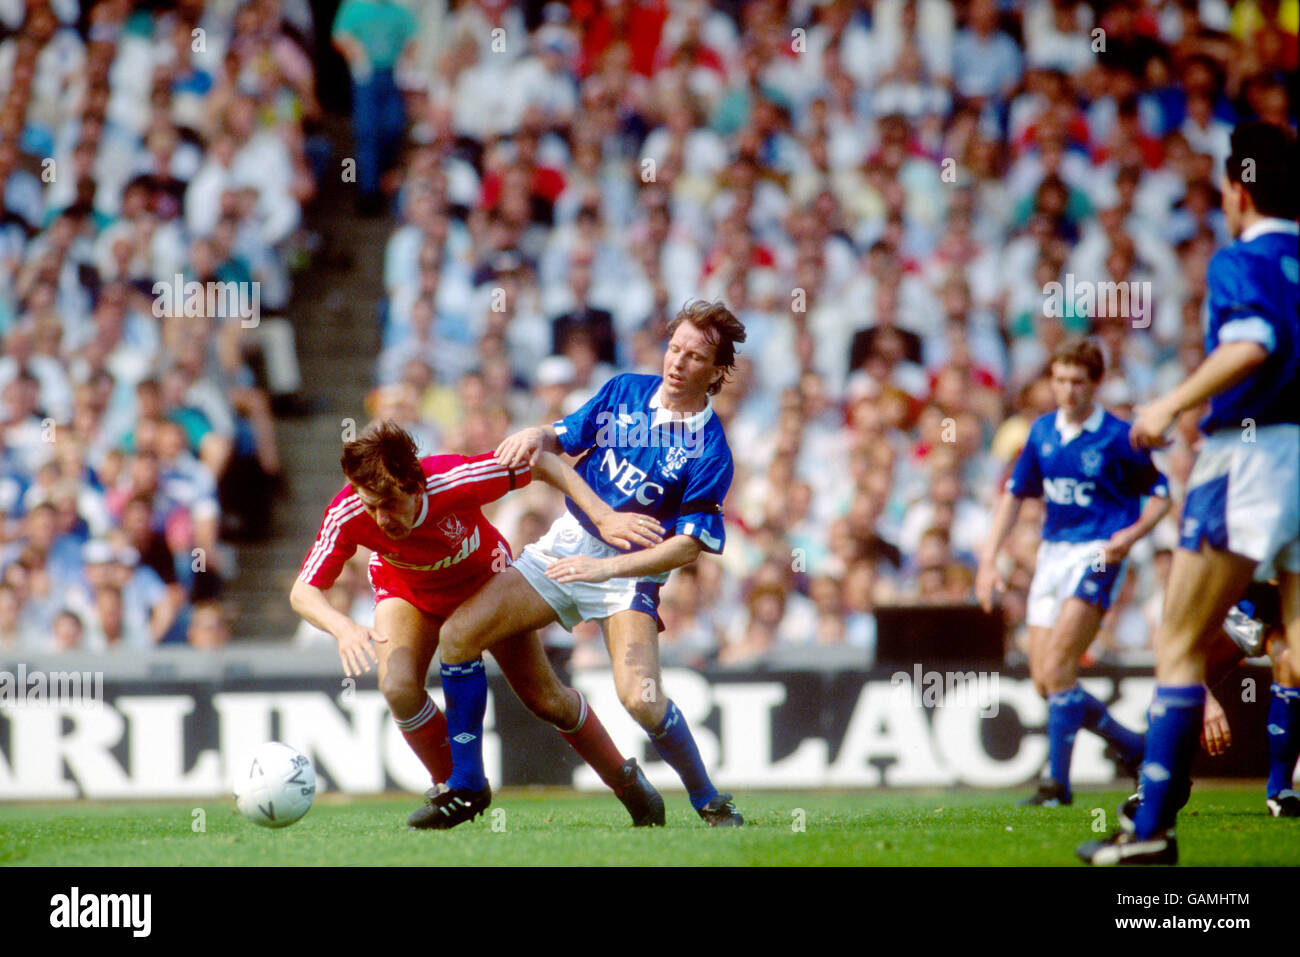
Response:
[338,0,1295,671]
[2,0,1295,667]
[1,0,317,652]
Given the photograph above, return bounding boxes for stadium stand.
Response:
[2,0,319,649]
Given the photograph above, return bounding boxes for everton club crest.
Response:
[660,445,689,481]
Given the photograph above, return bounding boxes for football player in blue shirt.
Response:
[1079,121,1299,865]
[419,300,747,828]
[978,338,1171,807]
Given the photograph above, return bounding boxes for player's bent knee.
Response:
[1042,662,1076,694]
[619,691,665,730]
[378,669,424,717]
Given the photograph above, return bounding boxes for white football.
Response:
[233,742,316,828]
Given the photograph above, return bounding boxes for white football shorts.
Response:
[511,511,666,630]
[1180,424,1300,580]
[1027,538,1129,629]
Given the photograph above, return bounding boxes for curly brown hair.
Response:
[340,420,425,498]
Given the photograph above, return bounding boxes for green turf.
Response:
[1,786,1295,866]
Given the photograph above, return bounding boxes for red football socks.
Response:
[395,694,454,784]
[558,691,627,794]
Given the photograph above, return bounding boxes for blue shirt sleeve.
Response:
[553,376,621,456]
[1207,247,1278,354]
[1006,425,1042,498]
[673,444,732,554]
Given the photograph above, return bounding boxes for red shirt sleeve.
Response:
[425,452,532,511]
[298,486,360,589]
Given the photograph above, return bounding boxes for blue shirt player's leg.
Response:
[601,609,742,826]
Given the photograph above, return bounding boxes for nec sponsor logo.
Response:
[1042,477,1095,506]
[599,449,665,505]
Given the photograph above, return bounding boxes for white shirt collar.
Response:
[649,383,714,431]
[1054,404,1104,443]
[1241,217,1300,243]
[411,492,429,529]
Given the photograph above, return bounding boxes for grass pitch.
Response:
[2,785,1295,867]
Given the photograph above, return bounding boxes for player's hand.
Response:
[496,427,546,468]
[594,511,665,550]
[1102,530,1135,565]
[1130,400,1177,450]
[335,621,387,678]
[1200,690,1232,755]
[545,555,614,584]
[975,560,1003,613]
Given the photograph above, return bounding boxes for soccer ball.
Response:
[233,742,316,828]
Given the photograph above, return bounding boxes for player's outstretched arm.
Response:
[545,535,702,584]
[1131,341,1269,448]
[530,451,666,550]
[289,578,387,677]
[496,424,562,468]
[1103,493,1171,564]
[976,491,1023,612]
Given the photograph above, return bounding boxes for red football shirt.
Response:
[298,452,532,596]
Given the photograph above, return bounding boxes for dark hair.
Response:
[1050,338,1106,382]
[340,420,425,498]
[1226,121,1299,219]
[666,299,747,396]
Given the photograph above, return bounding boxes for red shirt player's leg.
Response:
[372,562,456,786]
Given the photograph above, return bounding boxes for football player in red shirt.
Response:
[290,420,665,827]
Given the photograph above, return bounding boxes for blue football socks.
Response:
[1077,686,1145,765]
[1266,684,1300,799]
[648,700,718,811]
[1046,688,1085,794]
[440,658,489,792]
[1133,685,1205,839]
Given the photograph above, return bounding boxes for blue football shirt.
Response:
[1201,218,1300,434]
[552,373,732,553]
[1008,406,1170,543]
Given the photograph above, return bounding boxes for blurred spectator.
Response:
[51,608,85,652]
[187,598,233,649]
[332,0,417,214]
